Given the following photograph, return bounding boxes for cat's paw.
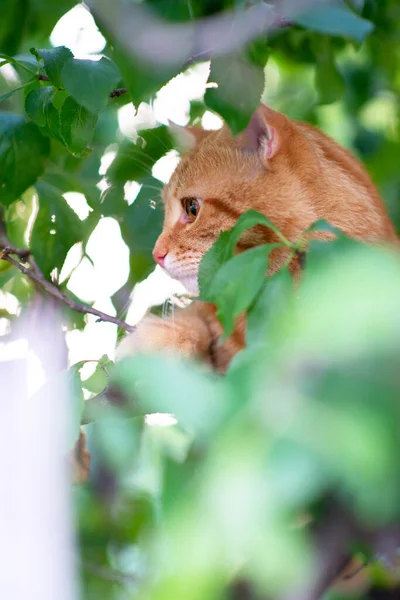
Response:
[116,311,212,362]
[116,315,193,360]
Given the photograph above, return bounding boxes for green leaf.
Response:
[107,126,173,185]
[31,182,83,277]
[31,46,73,88]
[44,99,64,142]
[59,96,98,156]
[25,87,54,126]
[205,52,265,134]
[305,218,343,237]
[247,37,270,68]
[61,57,121,114]
[246,268,293,347]
[206,244,272,336]
[0,112,50,206]
[111,45,175,107]
[199,209,288,296]
[99,184,128,218]
[295,3,374,42]
[120,177,164,282]
[82,361,109,394]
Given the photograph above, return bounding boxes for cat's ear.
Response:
[237,105,280,162]
[168,122,210,152]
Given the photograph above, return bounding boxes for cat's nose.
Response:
[153,249,167,267]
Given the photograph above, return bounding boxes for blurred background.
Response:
[1,1,400,599]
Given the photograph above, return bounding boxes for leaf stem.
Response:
[0,54,37,76]
[0,78,37,103]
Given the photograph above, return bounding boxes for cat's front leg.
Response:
[117,302,215,364]
[116,302,245,373]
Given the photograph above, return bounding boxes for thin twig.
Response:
[0,210,135,332]
[1,253,135,331]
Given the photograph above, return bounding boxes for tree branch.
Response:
[0,218,31,260]
[1,253,135,331]
[0,211,135,332]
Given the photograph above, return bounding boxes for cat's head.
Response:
[152,104,298,295]
[151,103,396,295]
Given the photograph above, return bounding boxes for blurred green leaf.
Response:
[112,354,229,439]
[94,413,141,473]
[205,52,265,134]
[315,41,345,104]
[295,2,374,42]
[293,241,400,361]
[82,358,111,394]
[29,0,76,38]
[112,46,175,107]
[0,0,26,54]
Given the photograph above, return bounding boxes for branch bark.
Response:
[0,210,135,332]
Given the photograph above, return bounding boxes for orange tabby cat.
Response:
[117,104,397,370]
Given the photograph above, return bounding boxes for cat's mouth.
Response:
[163,255,200,296]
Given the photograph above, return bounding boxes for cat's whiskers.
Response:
[170,299,176,328]
[161,298,169,323]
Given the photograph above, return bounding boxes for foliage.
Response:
[2,0,400,599]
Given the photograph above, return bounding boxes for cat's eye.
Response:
[182,197,200,222]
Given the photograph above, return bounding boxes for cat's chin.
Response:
[177,275,199,296]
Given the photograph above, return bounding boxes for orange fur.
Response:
[119,105,397,371]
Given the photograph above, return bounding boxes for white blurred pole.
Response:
[0,310,77,600]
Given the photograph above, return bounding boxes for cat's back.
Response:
[291,116,397,243]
